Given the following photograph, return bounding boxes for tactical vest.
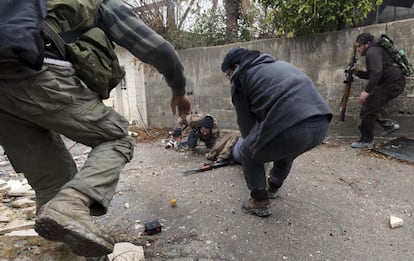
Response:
[45,0,125,99]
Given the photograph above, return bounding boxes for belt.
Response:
[43,57,73,68]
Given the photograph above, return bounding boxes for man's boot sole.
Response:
[35,208,114,257]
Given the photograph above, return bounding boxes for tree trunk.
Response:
[224,0,241,42]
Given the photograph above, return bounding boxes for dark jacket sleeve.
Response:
[364,46,384,93]
[97,0,186,96]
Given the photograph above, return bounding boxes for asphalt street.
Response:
[97,136,414,260]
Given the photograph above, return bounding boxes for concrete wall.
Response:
[116,18,414,136]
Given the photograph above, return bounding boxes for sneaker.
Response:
[165,139,177,149]
[241,198,271,217]
[350,140,374,149]
[382,123,400,137]
[35,189,114,257]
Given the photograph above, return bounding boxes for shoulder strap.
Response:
[43,21,67,58]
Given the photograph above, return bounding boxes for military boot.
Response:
[242,198,271,217]
[35,188,114,257]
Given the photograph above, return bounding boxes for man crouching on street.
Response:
[221,47,332,217]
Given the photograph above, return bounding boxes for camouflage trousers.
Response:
[0,63,134,216]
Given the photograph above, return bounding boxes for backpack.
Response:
[0,0,47,71]
[65,27,125,99]
[377,34,414,76]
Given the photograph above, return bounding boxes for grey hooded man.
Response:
[221,47,332,217]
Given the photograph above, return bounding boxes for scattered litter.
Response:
[107,242,145,261]
[390,215,404,228]
[5,229,38,237]
[145,220,162,235]
[373,137,414,163]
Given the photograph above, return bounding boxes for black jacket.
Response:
[356,44,404,93]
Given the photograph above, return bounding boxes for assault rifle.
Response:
[339,44,357,121]
[183,160,232,175]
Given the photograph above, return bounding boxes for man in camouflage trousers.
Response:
[0,0,191,257]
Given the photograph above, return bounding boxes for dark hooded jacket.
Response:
[230,52,332,156]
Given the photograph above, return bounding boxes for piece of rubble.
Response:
[0,208,14,223]
[0,221,35,234]
[24,206,37,220]
[7,184,35,197]
[107,242,145,261]
[390,215,404,228]
[0,161,10,167]
[11,198,35,208]
[0,179,7,186]
[0,178,11,192]
[0,215,11,223]
[5,228,38,237]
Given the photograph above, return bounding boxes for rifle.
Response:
[339,44,357,121]
[183,160,232,175]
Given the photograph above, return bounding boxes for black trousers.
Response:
[360,77,405,142]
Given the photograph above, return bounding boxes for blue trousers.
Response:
[232,115,330,200]
[187,130,215,149]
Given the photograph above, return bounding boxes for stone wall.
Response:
[120,18,414,137]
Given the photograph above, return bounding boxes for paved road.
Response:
[1,135,413,260]
[98,137,414,260]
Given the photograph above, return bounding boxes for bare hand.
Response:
[359,91,369,103]
[171,95,191,118]
[351,66,358,75]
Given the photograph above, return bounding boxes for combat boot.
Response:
[35,188,114,257]
[242,198,271,217]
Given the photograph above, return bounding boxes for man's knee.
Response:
[113,136,135,162]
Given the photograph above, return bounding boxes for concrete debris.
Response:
[24,206,37,220]
[390,215,404,228]
[7,179,26,190]
[0,215,11,223]
[0,161,10,167]
[0,221,35,235]
[5,228,38,237]
[0,175,37,239]
[7,183,35,197]
[0,185,11,193]
[107,242,145,261]
[128,131,139,137]
[73,155,87,161]
[0,234,86,260]
[11,198,35,208]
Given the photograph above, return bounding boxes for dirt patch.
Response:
[129,127,171,143]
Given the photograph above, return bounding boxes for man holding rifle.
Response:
[350,33,405,148]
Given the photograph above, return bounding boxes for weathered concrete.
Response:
[116,19,414,137]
